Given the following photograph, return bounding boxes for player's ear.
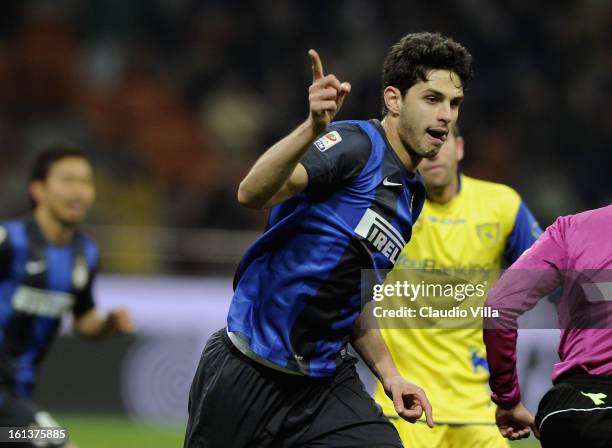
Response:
[29,181,45,206]
[456,136,465,162]
[383,86,402,116]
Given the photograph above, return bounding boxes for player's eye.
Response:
[425,96,438,103]
[450,98,463,109]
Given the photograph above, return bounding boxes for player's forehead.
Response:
[48,156,93,178]
[411,69,464,99]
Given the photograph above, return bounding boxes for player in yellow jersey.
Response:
[374,125,542,447]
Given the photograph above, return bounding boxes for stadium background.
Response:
[0,1,610,446]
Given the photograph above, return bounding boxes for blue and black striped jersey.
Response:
[0,218,98,398]
[227,119,426,377]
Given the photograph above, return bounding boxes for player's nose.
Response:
[437,102,452,124]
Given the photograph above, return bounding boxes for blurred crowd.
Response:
[0,0,610,271]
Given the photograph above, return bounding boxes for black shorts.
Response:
[535,370,612,448]
[184,329,402,448]
[0,386,68,448]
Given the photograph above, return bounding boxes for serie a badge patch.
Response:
[314,131,342,152]
[476,223,500,248]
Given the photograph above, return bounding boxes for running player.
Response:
[374,125,542,447]
[0,147,134,448]
[184,32,473,447]
[484,204,612,446]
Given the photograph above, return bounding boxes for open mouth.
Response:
[424,164,444,172]
[426,128,448,145]
[66,202,87,213]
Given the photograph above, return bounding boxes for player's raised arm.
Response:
[237,49,351,209]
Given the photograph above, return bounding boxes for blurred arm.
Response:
[74,308,134,339]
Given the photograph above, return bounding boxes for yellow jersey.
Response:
[374,174,541,423]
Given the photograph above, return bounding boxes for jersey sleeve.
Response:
[73,238,99,318]
[300,123,372,195]
[73,269,97,318]
[484,216,568,407]
[503,201,543,263]
[0,225,12,278]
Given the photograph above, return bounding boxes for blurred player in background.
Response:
[184,32,473,447]
[374,125,541,447]
[484,204,612,446]
[0,148,134,448]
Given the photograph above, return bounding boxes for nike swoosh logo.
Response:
[383,177,403,187]
[25,261,47,275]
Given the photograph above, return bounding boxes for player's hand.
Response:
[106,308,135,334]
[495,401,539,440]
[307,49,351,134]
[384,375,434,427]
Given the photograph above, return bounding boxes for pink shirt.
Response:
[484,205,612,407]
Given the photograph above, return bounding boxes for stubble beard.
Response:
[397,117,424,160]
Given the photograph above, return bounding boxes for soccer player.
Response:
[484,204,612,446]
[0,148,134,448]
[184,32,473,448]
[373,125,542,447]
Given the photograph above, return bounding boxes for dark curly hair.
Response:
[382,32,474,115]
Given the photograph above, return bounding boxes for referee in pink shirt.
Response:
[484,204,612,447]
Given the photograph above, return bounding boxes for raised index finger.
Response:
[309,49,324,82]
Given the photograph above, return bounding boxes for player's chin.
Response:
[419,146,441,159]
[423,175,445,188]
[59,211,86,225]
